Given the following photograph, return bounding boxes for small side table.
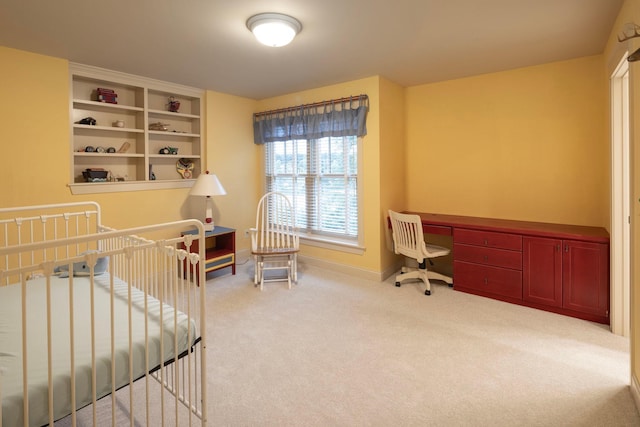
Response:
[181,226,236,284]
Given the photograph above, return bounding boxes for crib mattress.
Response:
[0,273,198,427]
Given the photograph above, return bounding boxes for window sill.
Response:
[299,234,365,255]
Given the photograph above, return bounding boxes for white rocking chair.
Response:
[389,209,453,295]
[250,192,300,290]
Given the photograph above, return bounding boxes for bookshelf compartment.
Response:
[72,77,144,109]
[148,112,201,135]
[73,155,145,183]
[147,89,200,117]
[149,133,201,157]
[149,157,201,181]
[72,106,144,131]
[73,127,144,155]
[69,63,204,194]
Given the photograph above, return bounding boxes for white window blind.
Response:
[265,136,359,240]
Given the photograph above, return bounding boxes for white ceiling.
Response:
[0,0,624,100]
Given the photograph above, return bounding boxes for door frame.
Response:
[610,53,631,337]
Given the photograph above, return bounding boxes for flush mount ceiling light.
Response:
[247,13,302,47]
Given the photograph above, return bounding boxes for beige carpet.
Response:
[204,261,638,427]
[56,261,638,426]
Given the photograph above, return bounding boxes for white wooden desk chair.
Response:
[389,209,453,295]
[250,192,300,290]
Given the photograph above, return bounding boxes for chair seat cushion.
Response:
[426,244,450,257]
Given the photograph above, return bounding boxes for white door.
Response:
[610,54,631,337]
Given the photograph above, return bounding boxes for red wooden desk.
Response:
[405,211,610,241]
[400,212,610,324]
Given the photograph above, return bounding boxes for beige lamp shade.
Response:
[189,171,226,197]
[190,171,226,229]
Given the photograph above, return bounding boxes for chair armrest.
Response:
[249,228,258,250]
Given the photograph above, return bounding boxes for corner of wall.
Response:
[631,373,640,414]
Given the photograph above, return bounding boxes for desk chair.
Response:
[388,210,453,295]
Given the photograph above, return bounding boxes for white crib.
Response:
[0,202,208,426]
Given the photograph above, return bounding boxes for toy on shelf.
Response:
[118,141,131,153]
[167,96,180,112]
[176,158,194,179]
[77,117,96,125]
[96,87,118,104]
[82,168,108,182]
[149,122,170,131]
[159,147,178,155]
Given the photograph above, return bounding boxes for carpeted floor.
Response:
[57,261,639,426]
[204,261,638,427]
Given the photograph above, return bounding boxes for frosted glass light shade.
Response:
[247,13,302,47]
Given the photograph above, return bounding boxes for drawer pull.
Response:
[483,239,488,246]
[483,255,488,262]
[484,277,488,285]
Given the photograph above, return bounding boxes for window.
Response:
[254,94,368,251]
[265,135,360,245]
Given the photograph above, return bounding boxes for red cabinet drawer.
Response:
[454,261,522,299]
[454,228,522,251]
[454,243,522,270]
[423,224,452,236]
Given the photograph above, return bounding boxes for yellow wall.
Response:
[1,47,69,206]
[2,44,613,270]
[205,91,259,253]
[378,77,407,274]
[405,56,608,228]
[0,47,260,245]
[0,46,389,273]
[0,47,198,236]
[1,34,625,326]
[254,77,384,273]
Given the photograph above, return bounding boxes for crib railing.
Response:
[97,225,207,425]
[0,202,101,286]
[0,202,207,427]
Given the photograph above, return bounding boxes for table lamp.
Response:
[189,171,226,230]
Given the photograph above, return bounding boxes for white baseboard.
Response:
[631,374,640,413]
[298,254,386,282]
[383,260,405,282]
[239,249,403,283]
[236,248,251,264]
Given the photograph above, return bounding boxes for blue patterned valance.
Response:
[253,95,369,145]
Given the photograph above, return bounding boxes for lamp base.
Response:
[204,197,214,231]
